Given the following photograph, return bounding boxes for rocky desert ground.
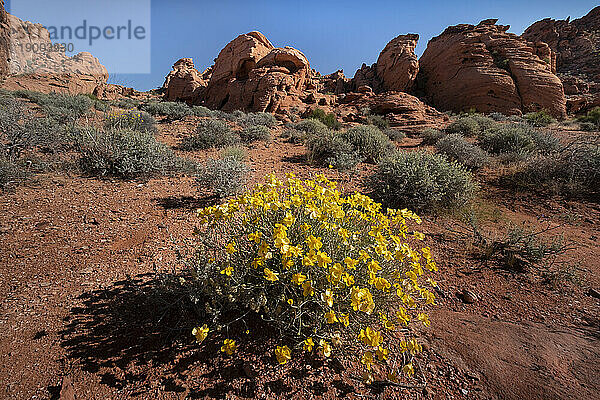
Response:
[1,1,600,400]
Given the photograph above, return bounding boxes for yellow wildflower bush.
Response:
[187,173,437,381]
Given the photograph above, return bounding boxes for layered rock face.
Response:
[375,34,419,92]
[0,11,108,94]
[523,7,600,112]
[163,58,210,102]
[337,88,448,132]
[419,19,566,117]
[0,0,9,79]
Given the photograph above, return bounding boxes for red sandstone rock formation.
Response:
[523,6,600,113]
[337,90,448,132]
[376,34,419,92]
[163,58,210,102]
[419,19,566,118]
[0,0,9,80]
[0,10,108,94]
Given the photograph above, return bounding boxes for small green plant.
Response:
[181,119,239,150]
[340,125,395,164]
[282,119,330,144]
[578,107,600,127]
[505,142,600,199]
[367,115,389,130]
[383,128,406,142]
[420,128,445,145]
[488,112,508,121]
[435,134,489,170]
[524,110,556,127]
[579,122,597,132]
[235,111,278,128]
[0,157,28,188]
[141,101,192,120]
[445,117,482,137]
[105,110,157,133]
[192,106,215,118]
[220,145,247,162]
[240,125,271,143]
[113,97,141,110]
[308,108,341,130]
[195,156,248,197]
[74,127,186,178]
[479,123,559,155]
[370,150,478,212]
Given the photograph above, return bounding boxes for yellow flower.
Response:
[376,346,389,361]
[303,337,315,352]
[274,345,292,365]
[361,350,374,369]
[350,286,375,314]
[402,363,415,376]
[192,324,209,343]
[287,298,294,306]
[316,251,332,268]
[306,235,323,251]
[318,339,332,357]
[320,289,334,307]
[373,277,391,291]
[221,339,237,355]
[220,266,234,276]
[339,313,349,327]
[343,257,359,270]
[302,280,314,297]
[282,212,296,227]
[324,310,338,324]
[264,268,279,282]
[341,273,355,287]
[417,312,431,327]
[225,241,236,254]
[301,223,311,232]
[291,273,307,285]
[413,231,425,240]
[359,327,382,347]
[248,231,262,243]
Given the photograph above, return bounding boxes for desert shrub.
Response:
[195,156,248,197]
[370,151,478,211]
[113,97,140,110]
[240,125,271,143]
[506,142,600,199]
[445,117,481,137]
[74,127,184,178]
[0,98,68,159]
[435,134,489,170]
[29,93,93,123]
[181,119,239,150]
[367,114,389,130]
[105,109,157,133]
[307,129,360,169]
[420,128,445,145]
[488,112,508,121]
[220,145,247,162]
[0,157,28,188]
[141,101,192,120]
[184,174,436,381]
[282,119,330,144]
[579,122,597,132]
[340,125,395,164]
[384,128,406,142]
[308,108,342,130]
[479,123,559,155]
[578,107,600,128]
[524,110,556,127]
[12,89,47,104]
[236,111,278,128]
[469,114,497,131]
[192,106,215,118]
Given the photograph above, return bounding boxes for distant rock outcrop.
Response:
[163,58,210,102]
[375,34,419,92]
[0,8,108,94]
[523,6,600,113]
[418,19,566,117]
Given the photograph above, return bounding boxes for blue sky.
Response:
[7,0,600,91]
